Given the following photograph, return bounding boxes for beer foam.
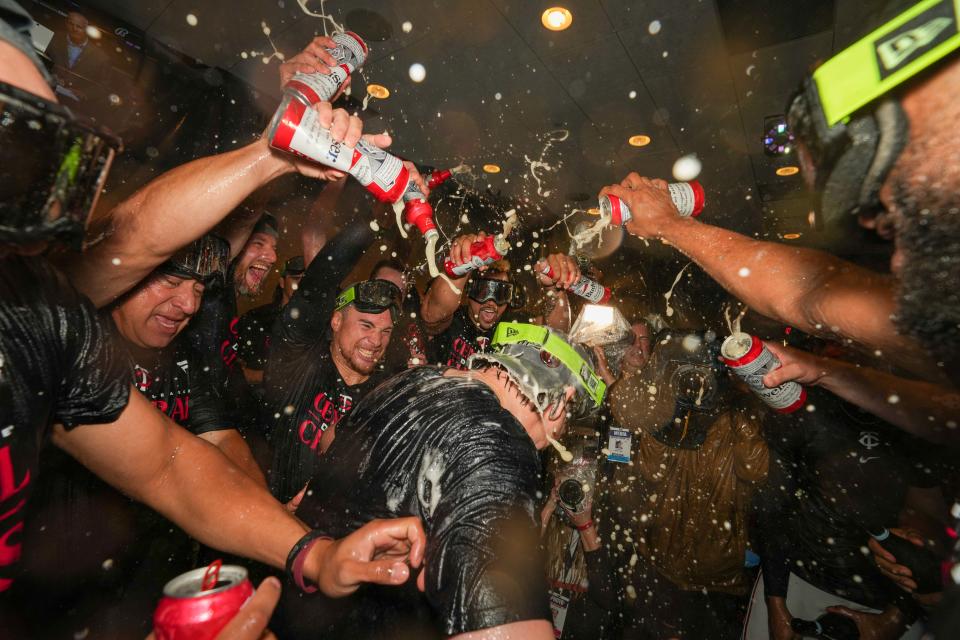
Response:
[723,303,748,338]
[569,208,610,251]
[425,233,460,295]
[547,436,574,462]
[663,262,691,317]
[296,0,345,35]
[524,129,569,197]
[502,209,518,236]
[720,333,752,360]
[393,200,408,239]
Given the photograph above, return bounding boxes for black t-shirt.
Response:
[281,367,550,639]
[0,255,130,592]
[427,307,495,370]
[236,300,281,372]
[754,388,947,608]
[262,223,379,501]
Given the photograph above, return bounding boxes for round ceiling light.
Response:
[586,207,601,216]
[628,134,651,147]
[542,7,573,31]
[782,232,802,240]
[366,84,390,99]
[776,166,800,176]
[483,164,501,174]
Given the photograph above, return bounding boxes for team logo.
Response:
[505,327,520,338]
[476,336,491,351]
[858,430,881,450]
[874,0,957,78]
[540,349,561,368]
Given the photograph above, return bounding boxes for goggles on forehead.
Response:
[157,234,232,285]
[491,322,607,409]
[467,276,514,305]
[0,80,121,248]
[786,0,960,225]
[336,279,402,319]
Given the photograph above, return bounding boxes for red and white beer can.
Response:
[443,234,511,277]
[538,262,611,304]
[720,333,806,413]
[153,563,254,640]
[427,169,453,190]
[599,181,705,226]
[284,31,368,105]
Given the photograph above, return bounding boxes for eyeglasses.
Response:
[467,277,514,305]
[0,80,121,248]
[491,322,607,408]
[336,279,402,318]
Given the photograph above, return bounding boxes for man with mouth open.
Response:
[262,223,403,503]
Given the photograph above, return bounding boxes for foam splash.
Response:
[257,21,285,65]
[296,0,345,36]
[523,129,569,197]
[724,303,748,337]
[547,436,573,462]
[502,209,518,237]
[569,207,611,251]
[425,232,461,295]
[664,262,691,317]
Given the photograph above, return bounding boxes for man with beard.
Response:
[0,6,426,634]
[275,322,607,639]
[263,223,401,503]
[421,232,581,369]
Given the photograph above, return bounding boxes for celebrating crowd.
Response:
[2,0,959,638]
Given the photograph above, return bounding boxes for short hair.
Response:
[370,258,406,279]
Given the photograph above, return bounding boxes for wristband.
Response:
[575,520,594,531]
[285,530,331,594]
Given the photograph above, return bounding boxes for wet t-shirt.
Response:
[236,300,281,372]
[283,367,550,639]
[754,388,947,608]
[262,223,379,501]
[0,256,130,593]
[427,307,494,370]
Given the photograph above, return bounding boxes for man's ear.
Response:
[331,309,343,332]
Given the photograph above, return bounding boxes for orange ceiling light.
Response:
[776,166,800,176]
[782,232,802,240]
[483,164,501,174]
[628,134,651,147]
[586,207,600,215]
[366,84,390,99]
[542,7,573,31]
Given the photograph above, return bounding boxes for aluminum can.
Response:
[427,169,453,190]
[538,262,611,304]
[720,333,806,413]
[443,235,510,277]
[284,31,368,105]
[153,564,254,640]
[599,180,705,226]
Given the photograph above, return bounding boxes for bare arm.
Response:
[763,341,960,446]
[449,620,553,640]
[601,175,934,377]
[198,428,267,486]
[420,233,482,335]
[53,388,425,594]
[302,176,347,266]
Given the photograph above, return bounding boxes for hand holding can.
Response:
[599,175,704,238]
[720,333,806,413]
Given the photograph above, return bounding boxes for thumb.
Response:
[363,132,392,149]
[762,365,796,388]
[417,567,426,593]
[342,558,411,588]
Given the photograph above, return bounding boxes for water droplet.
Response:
[409,63,426,83]
[648,20,662,35]
[186,13,198,27]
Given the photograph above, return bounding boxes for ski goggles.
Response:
[785,0,960,225]
[336,279,402,319]
[490,322,606,409]
[0,80,121,248]
[157,234,232,285]
[467,277,514,305]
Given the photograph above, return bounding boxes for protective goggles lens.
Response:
[467,277,514,305]
[336,279,402,318]
[158,234,232,284]
[491,322,607,408]
[785,0,960,223]
[0,80,121,248]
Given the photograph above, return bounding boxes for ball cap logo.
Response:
[540,349,561,368]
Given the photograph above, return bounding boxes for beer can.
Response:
[720,333,806,413]
[599,180,705,226]
[284,31,368,105]
[538,263,611,304]
[443,235,510,277]
[153,564,254,640]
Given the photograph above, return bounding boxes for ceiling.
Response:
[69,0,911,248]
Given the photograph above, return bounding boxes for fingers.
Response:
[360,517,427,568]
[362,131,393,149]
[215,577,281,640]
[404,161,430,198]
[315,103,363,147]
[762,363,800,388]
[285,484,308,513]
[867,536,897,564]
[416,567,426,593]
[451,234,482,266]
[340,558,411,588]
[303,36,339,69]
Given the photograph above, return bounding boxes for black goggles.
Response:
[467,277,514,306]
[157,234,232,285]
[336,279,402,319]
[784,0,960,225]
[0,80,121,248]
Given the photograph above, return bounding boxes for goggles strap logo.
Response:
[874,0,957,78]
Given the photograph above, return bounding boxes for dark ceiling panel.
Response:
[717,0,835,54]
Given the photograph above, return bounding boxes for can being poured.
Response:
[443,234,511,277]
[283,31,368,105]
[537,261,611,304]
[599,181,705,226]
[720,333,806,413]
[152,562,254,640]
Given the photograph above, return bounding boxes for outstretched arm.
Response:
[600,175,934,377]
[420,233,482,334]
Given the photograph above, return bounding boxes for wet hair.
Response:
[370,258,406,279]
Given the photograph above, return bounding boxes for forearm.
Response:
[541,290,571,332]
[817,359,960,445]
[70,138,292,307]
[421,278,466,333]
[302,177,347,266]
[199,429,267,486]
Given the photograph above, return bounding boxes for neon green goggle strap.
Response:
[814,0,960,126]
[335,285,356,311]
[491,322,607,408]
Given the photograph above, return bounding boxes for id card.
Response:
[607,428,632,463]
[549,590,570,638]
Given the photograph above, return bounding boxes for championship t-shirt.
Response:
[0,255,130,592]
[279,367,551,639]
[236,300,281,373]
[427,307,495,370]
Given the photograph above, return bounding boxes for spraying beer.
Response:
[443,234,511,278]
[599,181,705,226]
[283,31,368,105]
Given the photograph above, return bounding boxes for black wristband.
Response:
[285,529,329,593]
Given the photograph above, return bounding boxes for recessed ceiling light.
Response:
[586,207,600,215]
[782,232,802,240]
[542,7,573,31]
[776,166,800,176]
[366,84,390,99]
[628,134,651,147]
[483,164,501,174]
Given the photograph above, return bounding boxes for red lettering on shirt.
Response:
[0,445,30,587]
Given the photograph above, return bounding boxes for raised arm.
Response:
[600,175,935,377]
[67,104,387,308]
[420,233,482,334]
